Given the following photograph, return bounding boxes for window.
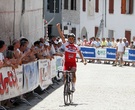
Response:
[64,26,68,30]
[64,26,68,35]
[95,27,98,37]
[121,0,133,14]
[82,0,86,11]
[64,0,68,9]
[95,0,99,12]
[71,0,76,10]
[49,0,59,13]
[71,28,76,35]
[22,0,25,14]
[109,0,114,13]
[108,30,114,39]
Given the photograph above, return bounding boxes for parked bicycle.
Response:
[58,70,74,105]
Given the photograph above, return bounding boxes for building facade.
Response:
[61,0,135,42]
[44,0,62,38]
[80,0,135,42]
[0,0,44,45]
[62,0,80,39]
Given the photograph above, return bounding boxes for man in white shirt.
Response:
[76,37,83,46]
[113,38,125,67]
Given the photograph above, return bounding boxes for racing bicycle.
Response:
[58,70,74,105]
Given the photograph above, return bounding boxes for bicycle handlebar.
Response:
[58,70,74,77]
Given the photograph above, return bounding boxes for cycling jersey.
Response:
[63,42,79,63]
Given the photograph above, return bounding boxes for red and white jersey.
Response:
[63,42,79,63]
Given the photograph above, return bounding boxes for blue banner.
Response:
[80,46,95,58]
[106,48,116,59]
[79,46,135,61]
[128,49,135,61]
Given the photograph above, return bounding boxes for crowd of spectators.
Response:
[1,35,135,70]
[76,36,135,66]
[0,36,64,70]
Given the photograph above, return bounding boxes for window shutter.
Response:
[109,0,114,13]
[83,0,86,11]
[74,0,76,10]
[95,0,99,12]
[71,0,76,10]
[64,0,68,9]
[125,30,131,43]
[55,0,59,13]
[121,0,126,14]
[129,0,133,14]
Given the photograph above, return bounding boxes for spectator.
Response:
[0,40,14,68]
[101,37,107,48]
[111,37,117,48]
[94,37,101,48]
[42,41,53,60]
[33,40,44,60]
[123,38,129,47]
[106,37,112,47]
[123,38,130,66]
[81,39,89,46]
[129,41,135,66]
[76,37,83,46]
[113,38,125,67]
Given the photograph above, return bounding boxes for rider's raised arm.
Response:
[56,23,66,43]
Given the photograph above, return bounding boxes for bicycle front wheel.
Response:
[63,82,73,105]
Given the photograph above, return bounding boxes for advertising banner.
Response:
[38,59,52,90]
[80,46,96,58]
[96,48,106,59]
[106,48,116,59]
[123,49,129,61]
[23,61,39,93]
[55,56,63,80]
[51,57,57,78]
[129,49,135,61]
[0,66,23,101]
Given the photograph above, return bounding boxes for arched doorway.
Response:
[81,27,88,40]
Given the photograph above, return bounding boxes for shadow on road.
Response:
[59,102,88,108]
[9,79,64,110]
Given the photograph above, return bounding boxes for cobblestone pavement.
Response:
[9,62,135,110]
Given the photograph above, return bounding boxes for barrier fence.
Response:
[1,46,135,106]
[80,46,135,62]
[0,56,64,102]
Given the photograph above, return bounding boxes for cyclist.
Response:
[56,23,86,92]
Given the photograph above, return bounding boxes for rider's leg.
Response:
[71,67,76,92]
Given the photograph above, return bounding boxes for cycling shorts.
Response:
[63,62,77,71]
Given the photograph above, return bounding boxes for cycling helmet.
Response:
[68,33,76,38]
